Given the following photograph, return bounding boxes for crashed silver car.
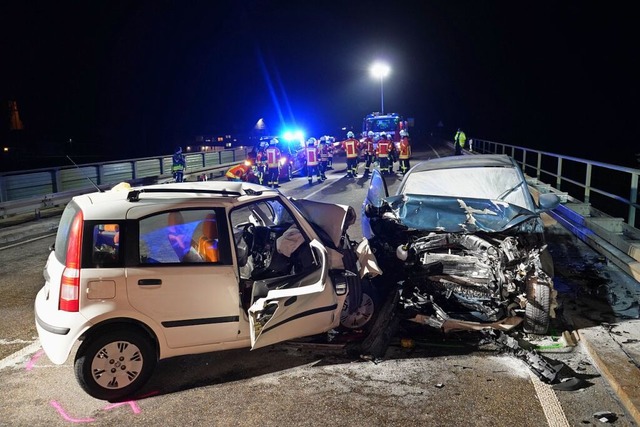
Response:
[362,154,561,335]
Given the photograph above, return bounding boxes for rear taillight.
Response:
[59,211,83,312]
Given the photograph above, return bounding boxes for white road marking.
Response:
[0,338,33,345]
[529,371,570,427]
[0,340,42,370]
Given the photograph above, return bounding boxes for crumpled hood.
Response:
[385,194,538,233]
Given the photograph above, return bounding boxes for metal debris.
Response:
[552,377,588,391]
[492,332,563,383]
[593,411,618,423]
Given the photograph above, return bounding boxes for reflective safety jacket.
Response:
[318,142,329,160]
[225,163,250,180]
[399,138,411,159]
[363,138,375,154]
[377,140,390,157]
[455,131,467,147]
[172,153,186,171]
[342,138,359,159]
[266,146,281,168]
[305,146,319,166]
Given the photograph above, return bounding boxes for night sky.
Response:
[1,1,637,168]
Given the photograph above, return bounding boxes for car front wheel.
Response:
[523,274,551,334]
[339,282,378,331]
[74,328,157,401]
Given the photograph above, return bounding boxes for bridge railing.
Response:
[0,147,247,219]
[471,139,640,229]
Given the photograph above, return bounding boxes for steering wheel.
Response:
[241,223,256,253]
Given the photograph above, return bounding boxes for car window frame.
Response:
[135,207,232,266]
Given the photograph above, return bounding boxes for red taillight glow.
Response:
[59,212,83,312]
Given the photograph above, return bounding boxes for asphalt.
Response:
[1,211,639,423]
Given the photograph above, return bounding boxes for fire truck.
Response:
[362,112,408,142]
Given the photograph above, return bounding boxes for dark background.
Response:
[1,1,637,170]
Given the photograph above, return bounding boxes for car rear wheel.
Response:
[523,276,551,334]
[74,328,157,401]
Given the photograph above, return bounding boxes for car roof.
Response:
[409,154,517,173]
[71,181,279,220]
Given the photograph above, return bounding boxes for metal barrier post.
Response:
[584,163,592,204]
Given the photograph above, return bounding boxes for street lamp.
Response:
[370,62,390,114]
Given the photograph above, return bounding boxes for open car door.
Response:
[361,169,389,239]
[249,239,342,349]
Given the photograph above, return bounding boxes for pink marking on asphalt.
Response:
[103,401,141,414]
[25,349,44,371]
[49,400,95,423]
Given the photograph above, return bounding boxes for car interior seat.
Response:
[167,211,190,261]
[197,213,219,262]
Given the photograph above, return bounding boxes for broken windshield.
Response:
[399,166,531,210]
[385,194,538,233]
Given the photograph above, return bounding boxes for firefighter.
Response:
[363,131,376,177]
[225,161,252,181]
[255,140,269,185]
[317,136,329,181]
[454,128,466,156]
[327,136,335,169]
[304,137,322,184]
[265,138,281,188]
[376,133,391,175]
[341,131,360,178]
[385,132,397,174]
[172,147,186,182]
[398,130,412,175]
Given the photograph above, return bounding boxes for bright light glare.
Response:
[370,62,390,79]
[282,129,305,142]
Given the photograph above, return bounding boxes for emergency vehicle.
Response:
[362,112,408,142]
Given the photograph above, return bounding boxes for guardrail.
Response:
[470,138,640,281]
[0,147,247,219]
[471,139,640,229]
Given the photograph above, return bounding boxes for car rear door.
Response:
[125,207,242,349]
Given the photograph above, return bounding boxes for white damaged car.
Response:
[35,181,375,400]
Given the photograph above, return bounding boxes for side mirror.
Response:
[538,193,561,211]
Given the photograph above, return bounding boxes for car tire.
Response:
[339,282,378,331]
[353,285,400,359]
[539,248,555,277]
[74,328,157,401]
[523,276,551,334]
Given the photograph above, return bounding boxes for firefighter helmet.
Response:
[347,131,354,138]
[307,137,316,146]
[367,131,374,137]
[270,138,279,145]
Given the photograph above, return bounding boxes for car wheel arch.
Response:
[79,318,160,359]
[74,323,159,401]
